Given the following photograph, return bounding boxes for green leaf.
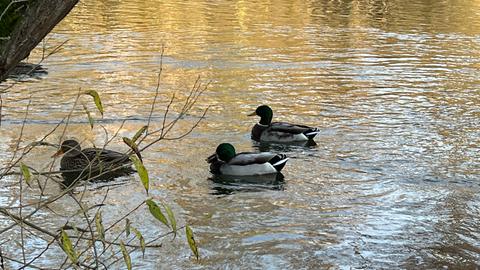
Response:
[125,218,131,237]
[132,125,148,142]
[84,90,104,116]
[130,155,149,194]
[60,230,78,264]
[146,199,169,227]
[120,241,132,270]
[163,203,177,239]
[123,137,142,162]
[131,226,145,257]
[82,104,94,129]
[186,225,199,260]
[95,211,105,242]
[20,163,31,186]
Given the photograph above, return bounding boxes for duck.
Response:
[52,139,134,186]
[206,143,288,176]
[249,105,320,142]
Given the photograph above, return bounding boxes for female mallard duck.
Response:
[52,139,134,185]
[206,143,288,176]
[249,105,320,142]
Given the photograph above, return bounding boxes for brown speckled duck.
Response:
[52,139,134,186]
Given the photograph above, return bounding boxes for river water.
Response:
[1,0,480,269]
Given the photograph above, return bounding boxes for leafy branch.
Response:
[0,52,205,268]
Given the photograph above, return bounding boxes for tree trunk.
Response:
[0,0,78,82]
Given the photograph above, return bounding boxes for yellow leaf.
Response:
[84,90,104,116]
[131,226,146,257]
[82,104,94,129]
[125,218,131,237]
[130,155,148,194]
[120,241,132,270]
[123,137,142,162]
[60,230,78,264]
[163,203,177,239]
[95,211,105,242]
[132,125,148,142]
[20,163,31,186]
[186,225,199,260]
[146,199,169,227]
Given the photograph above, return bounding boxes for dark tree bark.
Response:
[0,0,78,82]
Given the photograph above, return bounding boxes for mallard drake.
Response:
[206,143,288,176]
[249,105,320,142]
[52,139,134,185]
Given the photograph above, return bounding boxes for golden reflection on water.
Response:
[1,0,480,269]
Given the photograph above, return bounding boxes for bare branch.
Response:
[146,44,165,131]
[0,47,210,268]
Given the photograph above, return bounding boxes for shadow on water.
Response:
[209,173,285,195]
[8,62,48,80]
[59,166,135,189]
[253,140,318,153]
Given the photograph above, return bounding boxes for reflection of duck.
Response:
[249,105,320,142]
[52,140,134,186]
[254,140,317,153]
[209,173,285,195]
[206,143,288,176]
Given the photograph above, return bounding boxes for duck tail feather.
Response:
[269,154,288,172]
[304,128,320,139]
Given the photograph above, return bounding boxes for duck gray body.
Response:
[252,122,319,142]
[207,143,288,176]
[249,105,320,142]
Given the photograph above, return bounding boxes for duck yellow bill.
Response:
[51,149,64,158]
[247,112,256,116]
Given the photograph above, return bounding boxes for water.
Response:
[1,0,480,268]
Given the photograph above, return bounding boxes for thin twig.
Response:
[0,0,29,22]
[4,98,31,175]
[103,225,185,269]
[68,192,100,269]
[0,49,210,268]
[146,45,164,131]
[0,94,3,127]
[17,235,56,270]
[43,90,81,193]
[0,39,69,94]
[1,255,44,270]
[0,208,57,238]
[0,113,67,180]
[164,106,209,140]
[19,166,26,265]
[0,245,4,270]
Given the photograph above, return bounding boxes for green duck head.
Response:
[248,105,273,125]
[216,143,236,162]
